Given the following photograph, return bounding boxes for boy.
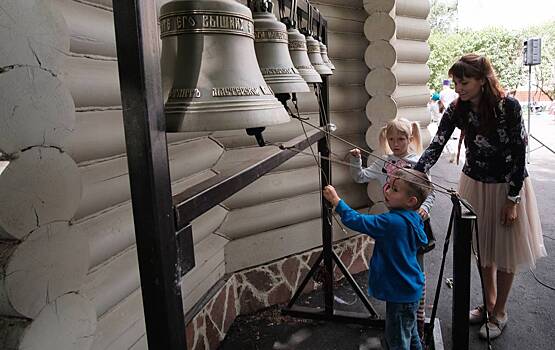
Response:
[323,168,431,350]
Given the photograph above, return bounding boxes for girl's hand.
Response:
[417,208,429,220]
[349,148,361,158]
[501,201,518,226]
[323,185,341,206]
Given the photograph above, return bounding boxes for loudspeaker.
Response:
[523,38,541,66]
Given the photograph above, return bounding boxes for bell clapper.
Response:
[246,127,267,147]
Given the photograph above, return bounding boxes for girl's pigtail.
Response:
[410,121,423,154]
[378,126,391,154]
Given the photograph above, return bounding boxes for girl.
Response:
[414,54,547,339]
[349,117,436,341]
[349,118,435,220]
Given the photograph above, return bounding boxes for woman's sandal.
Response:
[469,305,486,324]
[479,315,508,339]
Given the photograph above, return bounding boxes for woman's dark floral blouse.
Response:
[415,96,528,197]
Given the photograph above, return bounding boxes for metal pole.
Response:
[452,204,476,350]
[112,2,187,349]
[527,64,532,163]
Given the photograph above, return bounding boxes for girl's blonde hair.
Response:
[378,118,423,155]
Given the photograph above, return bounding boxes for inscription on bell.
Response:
[160,12,254,38]
[288,41,307,50]
[212,87,261,97]
[169,88,201,98]
[260,67,295,75]
[255,30,288,42]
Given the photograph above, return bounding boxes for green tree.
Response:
[428,28,523,94]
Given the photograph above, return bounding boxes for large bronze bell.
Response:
[306,35,333,76]
[159,0,289,132]
[319,42,335,70]
[251,0,309,94]
[287,28,322,84]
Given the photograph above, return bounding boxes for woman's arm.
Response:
[506,99,527,197]
[414,105,458,173]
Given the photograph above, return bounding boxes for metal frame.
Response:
[112,0,336,348]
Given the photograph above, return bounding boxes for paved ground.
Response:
[220,113,555,350]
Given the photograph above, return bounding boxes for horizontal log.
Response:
[0,148,81,240]
[80,198,227,268]
[395,16,431,41]
[18,293,96,350]
[328,59,368,86]
[222,166,321,209]
[364,13,395,41]
[392,85,430,107]
[328,32,367,60]
[218,166,355,240]
[312,0,363,9]
[392,38,430,63]
[68,109,210,164]
[54,0,116,57]
[311,3,366,33]
[64,55,121,108]
[1,223,88,318]
[74,137,223,220]
[224,182,368,273]
[0,0,68,74]
[363,0,394,14]
[396,0,430,19]
[0,67,74,155]
[392,63,430,86]
[365,40,396,69]
[365,68,397,96]
[90,289,144,350]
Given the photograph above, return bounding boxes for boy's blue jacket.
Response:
[335,200,427,303]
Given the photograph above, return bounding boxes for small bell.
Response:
[306,35,333,76]
[252,0,310,94]
[319,42,335,70]
[288,28,322,84]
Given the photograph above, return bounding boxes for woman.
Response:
[414,54,546,339]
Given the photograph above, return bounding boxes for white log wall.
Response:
[363,0,431,157]
[0,0,372,349]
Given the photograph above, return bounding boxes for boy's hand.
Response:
[417,208,429,220]
[349,148,361,158]
[323,185,341,206]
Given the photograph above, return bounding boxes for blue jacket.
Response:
[335,200,427,303]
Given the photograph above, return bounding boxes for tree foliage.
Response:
[426,1,555,101]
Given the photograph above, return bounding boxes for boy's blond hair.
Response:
[378,118,423,155]
[392,168,431,209]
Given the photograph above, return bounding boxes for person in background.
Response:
[414,54,547,340]
[323,168,431,350]
[439,79,458,113]
[428,92,442,123]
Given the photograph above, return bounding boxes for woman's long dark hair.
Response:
[448,54,505,133]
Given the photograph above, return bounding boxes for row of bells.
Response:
[159,0,335,132]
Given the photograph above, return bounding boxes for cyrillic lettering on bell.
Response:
[160,12,254,38]
[169,88,202,99]
[212,87,262,97]
[260,68,295,75]
[254,30,288,43]
[288,40,307,51]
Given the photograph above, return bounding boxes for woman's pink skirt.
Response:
[459,173,547,273]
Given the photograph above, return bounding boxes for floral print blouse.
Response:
[414,96,527,197]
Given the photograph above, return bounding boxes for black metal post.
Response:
[112,2,187,349]
[452,203,476,350]
[318,76,334,315]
